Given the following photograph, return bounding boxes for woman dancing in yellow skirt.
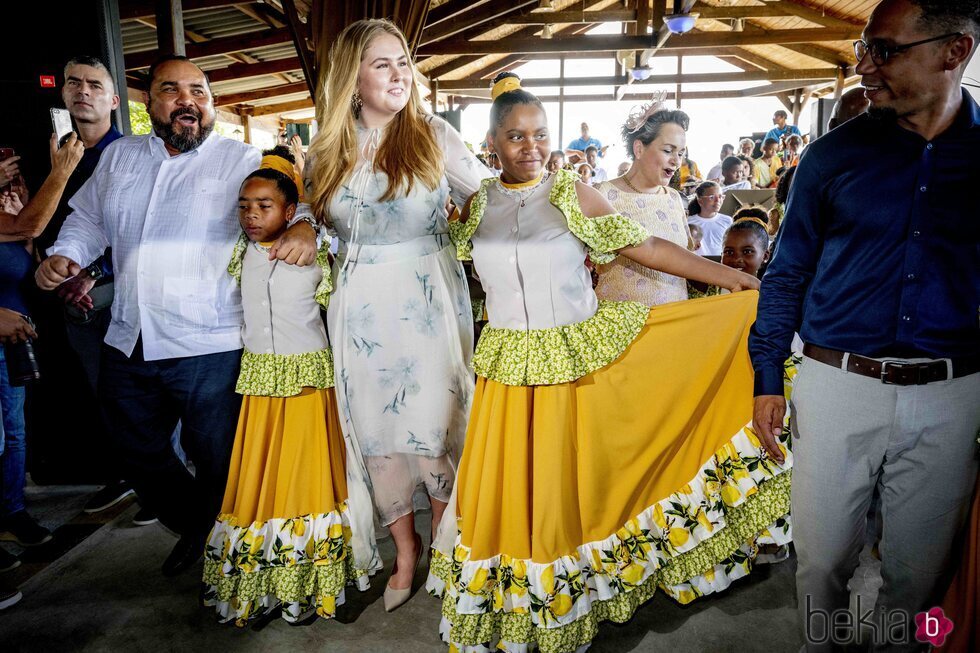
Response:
[202,160,366,625]
[426,74,795,652]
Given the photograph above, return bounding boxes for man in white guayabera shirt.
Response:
[35,55,317,576]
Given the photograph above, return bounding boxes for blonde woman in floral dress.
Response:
[203,164,361,625]
[306,19,492,612]
[594,107,693,307]
[427,73,794,653]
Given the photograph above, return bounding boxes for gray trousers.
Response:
[790,354,979,652]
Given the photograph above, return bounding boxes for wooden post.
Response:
[792,88,803,124]
[240,109,252,145]
[155,0,185,56]
[676,54,683,108]
[833,66,846,100]
[558,56,566,149]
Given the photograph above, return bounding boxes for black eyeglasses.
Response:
[853,32,963,66]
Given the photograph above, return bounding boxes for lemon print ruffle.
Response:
[430,422,793,653]
[203,507,368,626]
[472,300,648,386]
[450,170,648,265]
[548,169,648,265]
[236,348,336,397]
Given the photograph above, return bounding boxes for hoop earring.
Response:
[351,90,363,117]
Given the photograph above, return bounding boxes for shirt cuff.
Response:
[46,245,87,266]
[753,365,785,397]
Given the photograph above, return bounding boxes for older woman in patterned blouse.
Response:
[594,105,695,307]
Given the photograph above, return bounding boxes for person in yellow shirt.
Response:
[753,137,781,188]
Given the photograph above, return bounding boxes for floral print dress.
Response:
[320,116,492,572]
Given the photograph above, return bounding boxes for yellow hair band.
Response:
[734,216,769,231]
[491,76,522,101]
[259,154,304,201]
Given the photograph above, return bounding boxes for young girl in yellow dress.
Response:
[202,158,365,625]
[427,73,795,653]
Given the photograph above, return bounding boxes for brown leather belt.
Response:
[802,344,980,385]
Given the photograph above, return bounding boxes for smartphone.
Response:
[51,108,74,148]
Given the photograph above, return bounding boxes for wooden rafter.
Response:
[779,42,853,66]
[214,81,310,106]
[281,0,317,96]
[777,0,864,30]
[420,0,538,46]
[206,57,302,83]
[126,28,292,69]
[418,28,863,56]
[437,68,843,91]
[251,98,314,116]
[425,0,494,28]
[121,0,248,21]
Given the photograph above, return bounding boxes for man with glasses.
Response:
[750,0,979,650]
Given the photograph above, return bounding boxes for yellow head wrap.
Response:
[491,75,522,101]
[259,154,304,201]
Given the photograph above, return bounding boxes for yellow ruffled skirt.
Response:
[203,388,366,625]
[429,292,794,652]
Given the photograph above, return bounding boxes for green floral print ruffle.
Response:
[203,506,368,626]
[428,414,796,653]
[549,169,649,265]
[472,300,649,386]
[236,348,336,397]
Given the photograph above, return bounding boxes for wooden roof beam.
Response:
[779,43,854,66]
[121,0,249,21]
[234,3,285,28]
[421,0,539,46]
[206,56,302,83]
[459,83,813,104]
[126,28,292,69]
[214,81,309,106]
[438,68,842,91]
[424,0,609,80]
[425,0,494,28]
[250,98,314,116]
[418,28,864,56]
[777,0,865,30]
[505,10,635,25]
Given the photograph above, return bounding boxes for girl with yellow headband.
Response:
[428,71,794,653]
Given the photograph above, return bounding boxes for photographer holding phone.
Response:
[0,131,82,561]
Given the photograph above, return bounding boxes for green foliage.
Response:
[128,100,152,135]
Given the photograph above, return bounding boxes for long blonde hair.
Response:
[308,19,442,222]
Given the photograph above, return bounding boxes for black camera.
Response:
[4,316,40,386]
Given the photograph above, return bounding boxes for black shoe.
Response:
[84,481,135,513]
[0,511,53,547]
[132,507,158,527]
[162,536,203,577]
[0,584,22,611]
[0,548,20,573]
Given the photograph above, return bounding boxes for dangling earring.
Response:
[351,90,363,117]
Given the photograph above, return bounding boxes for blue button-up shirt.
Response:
[749,90,980,396]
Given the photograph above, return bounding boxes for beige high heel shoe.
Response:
[383,533,424,613]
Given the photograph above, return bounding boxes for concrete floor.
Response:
[1,481,819,652]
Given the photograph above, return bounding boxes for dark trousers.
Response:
[99,341,241,537]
